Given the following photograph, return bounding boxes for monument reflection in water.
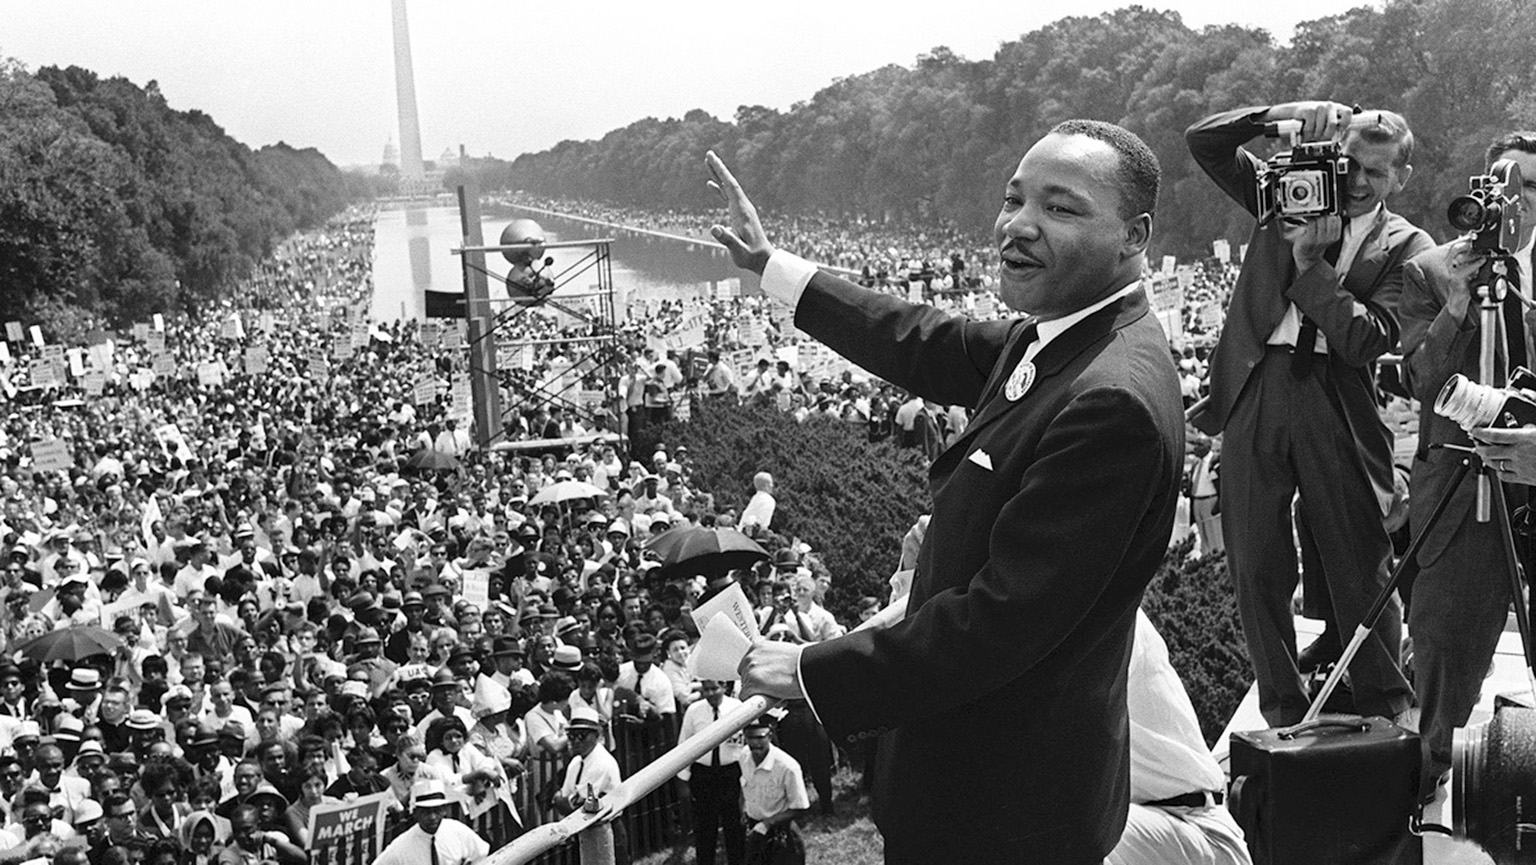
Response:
[370,203,754,324]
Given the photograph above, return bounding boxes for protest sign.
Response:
[412,376,438,407]
[244,347,268,376]
[4,322,21,342]
[151,354,176,378]
[1161,255,1176,275]
[1200,300,1224,330]
[196,362,223,388]
[83,371,106,396]
[419,321,440,349]
[29,326,43,347]
[31,438,73,473]
[30,361,59,388]
[461,566,490,609]
[306,792,391,865]
[1212,239,1231,263]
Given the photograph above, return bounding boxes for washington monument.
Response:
[391,0,425,181]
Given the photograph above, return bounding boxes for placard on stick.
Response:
[31,438,73,473]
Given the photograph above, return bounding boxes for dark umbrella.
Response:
[646,526,769,579]
[405,449,461,471]
[13,625,122,665]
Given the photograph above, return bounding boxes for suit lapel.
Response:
[1341,209,1391,300]
[946,291,1151,456]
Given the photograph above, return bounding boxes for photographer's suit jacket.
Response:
[1398,244,1536,565]
[1187,107,1432,517]
[793,273,1184,863]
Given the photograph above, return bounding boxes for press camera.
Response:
[1254,137,1351,225]
[1435,367,1536,431]
[1448,158,1525,255]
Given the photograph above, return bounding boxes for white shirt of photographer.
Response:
[1265,203,1385,353]
[1105,610,1251,865]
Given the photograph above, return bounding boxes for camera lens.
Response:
[1449,195,1488,232]
[1452,705,1536,863]
[1435,374,1509,430]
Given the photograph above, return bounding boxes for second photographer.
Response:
[1187,101,1432,728]
[1399,131,1536,802]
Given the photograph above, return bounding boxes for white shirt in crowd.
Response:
[615,662,676,716]
[374,819,488,865]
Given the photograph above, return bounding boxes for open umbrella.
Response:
[528,480,607,506]
[405,449,460,471]
[646,526,769,579]
[13,625,122,665]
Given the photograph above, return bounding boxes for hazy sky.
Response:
[0,0,1369,169]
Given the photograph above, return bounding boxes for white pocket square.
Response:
[968,449,994,470]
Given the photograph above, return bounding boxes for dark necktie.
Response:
[429,833,439,865]
[794,610,812,642]
[1509,246,1536,376]
[982,319,1039,406]
[1293,223,1347,377]
[710,704,720,767]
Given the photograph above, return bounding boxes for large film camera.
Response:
[1255,134,1351,225]
[1253,118,1351,227]
[1449,158,1525,255]
[1445,701,1536,863]
[1435,367,1536,431]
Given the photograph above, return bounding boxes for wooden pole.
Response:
[479,695,778,865]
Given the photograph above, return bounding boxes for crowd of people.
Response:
[0,200,900,865]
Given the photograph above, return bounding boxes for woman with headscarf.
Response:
[179,810,224,865]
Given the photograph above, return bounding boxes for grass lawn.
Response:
[635,765,883,865]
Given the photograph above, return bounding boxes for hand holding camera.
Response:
[1281,214,1344,273]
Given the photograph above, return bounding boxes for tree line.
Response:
[481,0,1536,260]
[0,59,373,337]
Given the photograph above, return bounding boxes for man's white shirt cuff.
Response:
[761,250,816,310]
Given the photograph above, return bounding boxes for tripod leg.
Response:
[1487,475,1536,696]
[1301,455,1476,724]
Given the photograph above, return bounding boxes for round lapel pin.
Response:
[1004,359,1035,401]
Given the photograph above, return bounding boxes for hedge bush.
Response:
[635,401,931,619]
[639,400,1248,741]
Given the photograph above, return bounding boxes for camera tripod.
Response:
[1302,255,1536,727]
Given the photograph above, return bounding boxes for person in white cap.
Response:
[374,779,488,865]
[556,706,628,860]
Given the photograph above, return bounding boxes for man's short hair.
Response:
[1352,110,1415,167]
[1049,119,1160,219]
[1486,131,1536,167]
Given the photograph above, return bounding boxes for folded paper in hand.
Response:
[689,612,753,681]
[689,582,761,640]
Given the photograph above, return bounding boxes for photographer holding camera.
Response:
[1187,102,1431,727]
[1399,131,1536,802]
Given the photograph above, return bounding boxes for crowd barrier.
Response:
[505,714,690,864]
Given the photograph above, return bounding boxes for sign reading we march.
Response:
[305,792,390,865]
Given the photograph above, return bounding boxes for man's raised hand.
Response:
[706,151,774,275]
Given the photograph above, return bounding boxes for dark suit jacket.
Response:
[1186,107,1433,517]
[793,272,1184,862]
[1398,242,1536,566]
